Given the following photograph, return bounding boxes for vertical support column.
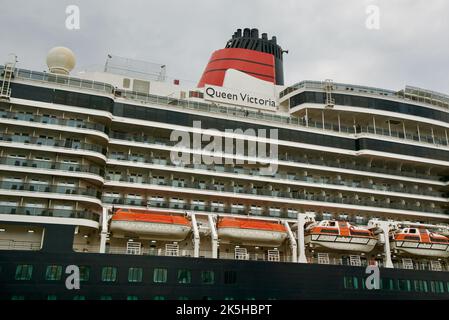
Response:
[388,120,391,136]
[373,116,376,134]
[402,122,406,139]
[305,108,309,127]
[283,221,297,263]
[190,212,200,258]
[99,207,109,254]
[381,222,394,268]
[321,110,325,130]
[337,113,341,132]
[297,212,314,263]
[369,219,394,268]
[208,214,218,259]
[417,124,421,142]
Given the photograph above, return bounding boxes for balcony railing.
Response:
[106,158,444,199]
[10,66,115,94]
[0,133,106,155]
[102,183,446,215]
[109,131,442,182]
[8,65,449,151]
[0,239,41,251]
[0,205,100,221]
[0,181,102,199]
[0,110,107,133]
[0,157,103,176]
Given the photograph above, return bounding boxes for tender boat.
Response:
[391,228,449,258]
[110,208,191,241]
[304,220,377,252]
[217,217,288,246]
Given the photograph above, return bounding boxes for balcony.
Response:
[0,205,100,222]
[0,157,103,176]
[0,181,102,199]
[108,132,441,182]
[0,110,107,134]
[0,133,106,155]
[103,178,446,215]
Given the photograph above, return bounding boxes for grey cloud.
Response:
[0,0,448,93]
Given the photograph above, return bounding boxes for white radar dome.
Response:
[46,47,76,75]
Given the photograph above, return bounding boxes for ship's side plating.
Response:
[1,29,449,300]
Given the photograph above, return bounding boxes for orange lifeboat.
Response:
[391,228,449,258]
[217,217,288,246]
[304,220,377,253]
[110,208,191,241]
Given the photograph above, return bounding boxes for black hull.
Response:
[2,250,449,300]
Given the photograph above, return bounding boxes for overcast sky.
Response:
[1,0,448,93]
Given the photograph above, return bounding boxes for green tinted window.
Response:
[153,268,167,283]
[177,269,192,284]
[224,271,237,284]
[128,267,143,283]
[15,265,33,280]
[344,276,357,289]
[423,281,428,292]
[153,296,165,300]
[45,265,63,280]
[398,279,411,292]
[79,266,90,282]
[202,271,215,284]
[127,296,138,300]
[101,266,117,282]
[438,281,445,293]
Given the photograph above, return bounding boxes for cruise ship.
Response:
[1,28,449,300]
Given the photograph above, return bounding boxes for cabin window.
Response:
[79,266,90,282]
[153,268,168,283]
[47,295,57,300]
[343,276,359,289]
[224,271,237,284]
[128,267,143,283]
[437,281,445,293]
[73,295,86,300]
[398,279,411,292]
[127,296,138,300]
[11,295,25,300]
[201,271,215,285]
[100,295,112,300]
[178,296,189,300]
[177,269,192,284]
[153,296,166,300]
[101,266,117,282]
[384,278,395,291]
[413,280,428,292]
[15,265,33,280]
[45,265,63,281]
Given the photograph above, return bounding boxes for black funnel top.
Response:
[225,28,285,85]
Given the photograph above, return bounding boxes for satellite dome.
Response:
[46,47,76,75]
